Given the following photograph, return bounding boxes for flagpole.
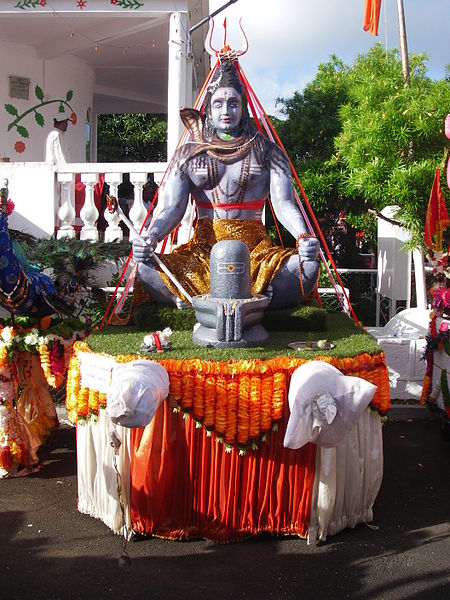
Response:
[396,0,410,86]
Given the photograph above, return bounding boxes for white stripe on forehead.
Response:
[211,87,241,101]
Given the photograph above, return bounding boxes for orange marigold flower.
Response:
[14,141,26,154]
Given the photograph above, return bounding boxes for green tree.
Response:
[334,45,449,247]
[277,45,450,249]
[276,55,349,215]
[275,55,359,259]
[97,113,167,162]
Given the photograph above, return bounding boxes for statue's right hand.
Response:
[132,236,157,262]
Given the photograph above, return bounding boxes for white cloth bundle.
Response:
[284,361,377,449]
[107,360,169,428]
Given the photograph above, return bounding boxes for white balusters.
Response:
[128,172,148,240]
[56,172,76,239]
[103,173,123,242]
[79,173,99,241]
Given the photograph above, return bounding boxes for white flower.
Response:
[24,329,40,346]
[0,327,15,347]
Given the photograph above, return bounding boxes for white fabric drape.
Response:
[76,410,132,537]
[308,409,383,543]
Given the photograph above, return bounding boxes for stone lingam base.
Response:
[192,294,270,348]
[191,239,270,348]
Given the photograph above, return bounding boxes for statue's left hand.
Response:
[297,236,320,261]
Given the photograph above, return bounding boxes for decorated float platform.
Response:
[65,305,390,544]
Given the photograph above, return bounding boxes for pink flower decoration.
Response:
[439,322,449,333]
[6,199,14,216]
[442,288,450,307]
[50,341,65,377]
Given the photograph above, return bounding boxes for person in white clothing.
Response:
[45,112,71,165]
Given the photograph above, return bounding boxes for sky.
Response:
[208,0,449,116]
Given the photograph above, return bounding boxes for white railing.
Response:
[0,161,167,241]
[57,162,168,242]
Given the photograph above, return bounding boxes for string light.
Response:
[42,8,184,61]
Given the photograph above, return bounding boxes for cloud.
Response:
[208,0,448,115]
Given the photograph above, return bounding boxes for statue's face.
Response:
[210,87,243,138]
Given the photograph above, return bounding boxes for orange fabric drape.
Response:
[363,0,382,36]
[130,398,316,542]
[66,343,390,542]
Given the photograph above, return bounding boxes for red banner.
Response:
[424,168,450,248]
[363,0,382,36]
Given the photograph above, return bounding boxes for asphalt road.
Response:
[1,410,449,600]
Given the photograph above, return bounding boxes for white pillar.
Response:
[56,172,76,239]
[166,12,195,248]
[104,172,123,243]
[413,248,427,309]
[129,172,148,241]
[167,12,188,159]
[79,173,99,242]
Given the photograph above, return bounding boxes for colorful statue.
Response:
[0,180,56,317]
[132,60,320,309]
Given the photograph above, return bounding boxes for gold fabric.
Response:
[156,219,296,304]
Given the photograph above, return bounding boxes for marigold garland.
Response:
[193,372,205,421]
[260,375,273,433]
[215,375,228,437]
[1,370,40,471]
[237,375,250,446]
[225,378,238,445]
[181,372,195,412]
[204,375,216,430]
[0,346,7,367]
[249,375,262,440]
[1,321,88,389]
[88,389,100,418]
[0,418,28,470]
[66,341,390,450]
[38,343,65,388]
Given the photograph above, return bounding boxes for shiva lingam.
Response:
[192,240,270,348]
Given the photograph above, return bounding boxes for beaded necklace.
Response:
[208,152,251,218]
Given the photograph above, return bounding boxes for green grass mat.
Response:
[88,304,381,361]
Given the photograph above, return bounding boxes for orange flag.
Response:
[363,0,382,36]
[424,168,450,249]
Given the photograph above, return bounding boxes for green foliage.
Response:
[97,113,167,162]
[8,232,131,326]
[277,45,450,248]
[333,45,450,246]
[276,56,349,217]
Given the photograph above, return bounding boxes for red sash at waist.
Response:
[195,199,266,211]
